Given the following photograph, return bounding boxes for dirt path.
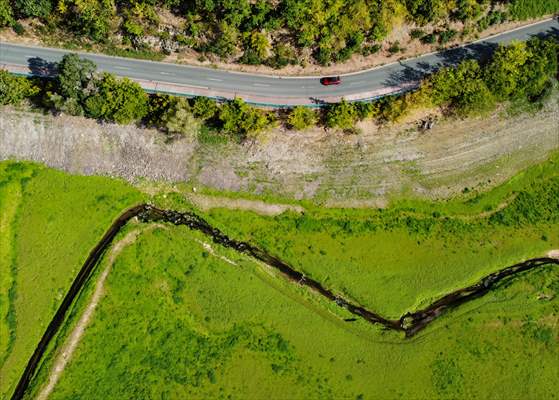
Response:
[36,226,160,400]
[186,193,304,216]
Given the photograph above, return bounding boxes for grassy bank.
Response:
[198,152,559,316]
[33,224,559,399]
[0,161,144,398]
[1,152,558,398]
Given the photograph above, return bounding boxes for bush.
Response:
[0,71,39,105]
[388,41,403,54]
[508,0,559,20]
[410,29,424,39]
[14,0,52,18]
[219,98,273,140]
[325,99,358,130]
[161,98,201,136]
[438,29,457,44]
[85,73,148,124]
[287,106,317,130]
[420,33,436,44]
[0,0,14,27]
[192,96,219,121]
[361,44,381,56]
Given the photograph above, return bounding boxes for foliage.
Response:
[1,0,556,67]
[219,98,273,140]
[85,73,148,124]
[287,106,317,130]
[57,0,115,42]
[0,71,39,106]
[191,96,219,121]
[0,162,143,399]
[0,0,14,27]
[426,59,495,115]
[325,99,358,130]
[161,97,201,135]
[49,53,96,115]
[13,0,52,18]
[507,0,559,20]
[405,0,446,25]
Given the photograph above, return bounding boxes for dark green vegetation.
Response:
[1,0,558,66]
[31,223,559,399]
[0,162,144,398]
[1,36,558,138]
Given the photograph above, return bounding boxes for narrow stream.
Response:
[11,204,559,400]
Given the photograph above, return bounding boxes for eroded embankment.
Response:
[2,104,558,204]
[11,204,559,400]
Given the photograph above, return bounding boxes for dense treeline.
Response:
[0,37,557,138]
[0,0,557,66]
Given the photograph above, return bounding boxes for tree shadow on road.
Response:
[28,57,57,78]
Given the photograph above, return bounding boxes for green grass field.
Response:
[199,152,559,317]
[1,152,558,399]
[0,161,144,399]
[31,225,559,399]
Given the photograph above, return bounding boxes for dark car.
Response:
[320,76,341,86]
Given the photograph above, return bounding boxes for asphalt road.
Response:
[1,17,558,105]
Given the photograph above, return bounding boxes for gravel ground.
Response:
[1,102,557,205]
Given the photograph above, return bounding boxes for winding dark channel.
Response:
[11,204,559,400]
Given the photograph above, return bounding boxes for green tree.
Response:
[405,0,446,25]
[287,106,317,130]
[56,53,97,100]
[219,98,272,140]
[0,0,14,27]
[145,94,175,127]
[85,73,148,124]
[325,99,358,130]
[162,98,201,135]
[192,96,218,121]
[484,41,530,100]
[427,59,495,115]
[14,0,52,18]
[59,0,115,42]
[0,70,39,105]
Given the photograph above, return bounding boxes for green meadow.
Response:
[32,225,559,399]
[198,152,559,317]
[0,162,144,398]
[0,152,557,399]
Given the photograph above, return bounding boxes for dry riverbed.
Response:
[0,101,557,205]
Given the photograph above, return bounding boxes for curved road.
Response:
[1,18,558,106]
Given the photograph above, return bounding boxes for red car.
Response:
[320,76,341,86]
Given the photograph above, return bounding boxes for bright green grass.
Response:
[38,225,559,399]
[0,163,33,367]
[198,153,559,317]
[0,161,144,399]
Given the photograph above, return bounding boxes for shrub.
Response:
[361,44,381,56]
[438,29,457,44]
[192,96,219,121]
[325,99,358,130]
[287,106,317,130]
[85,73,148,124]
[410,29,424,39]
[388,41,403,54]
[0,71,39,105]
[0,0,14,27]
[219,98,273,140]
[161,98,201,135]
[420,33,436,44]
[508,0,559,20]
